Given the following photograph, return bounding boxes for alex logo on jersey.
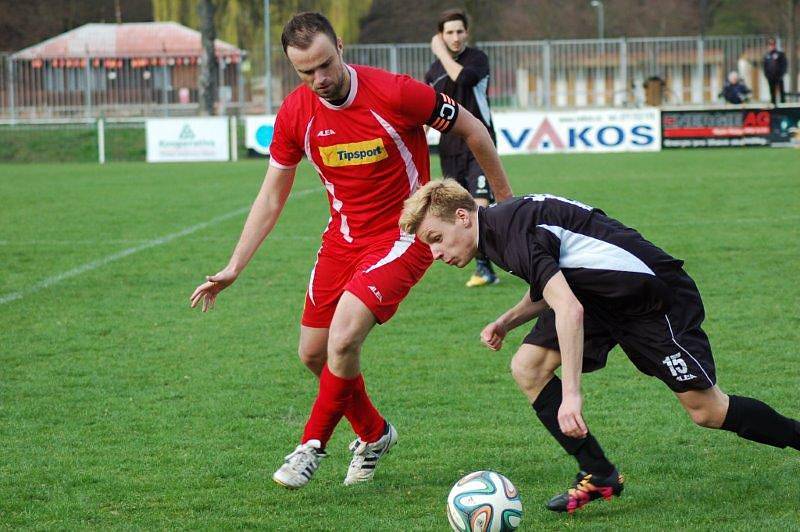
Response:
[319,138,389,167]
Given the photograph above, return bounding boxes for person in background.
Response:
[762,38,787,106]
[719,71,751,104]
[425,8,500,288]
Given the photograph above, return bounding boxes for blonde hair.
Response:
[399,179,476,234]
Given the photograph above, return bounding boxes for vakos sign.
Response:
[494,109,661,154]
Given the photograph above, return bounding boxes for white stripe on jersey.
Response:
[364,232,416,273]
[524,194,594,211]
[537,224,655,275]
[473,76,492,126]
[307,245,322,306]
[370,110,420,194]
[304,118,353,243]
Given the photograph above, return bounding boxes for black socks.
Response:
[721,395,800,450]
[532,376,615,477]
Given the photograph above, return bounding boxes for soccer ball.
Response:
[446,470,523,532]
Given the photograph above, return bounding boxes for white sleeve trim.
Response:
[269,157,299,170]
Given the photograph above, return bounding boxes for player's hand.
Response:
[430,34,448,58]
[480,321,507,351]
[558,392,588,439]
[189,267,238,312]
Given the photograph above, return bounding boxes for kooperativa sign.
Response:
[146,118,230,162]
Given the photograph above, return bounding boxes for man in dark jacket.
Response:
[719,71,751,104]
[763,38,787,105]
[425,9,500,287]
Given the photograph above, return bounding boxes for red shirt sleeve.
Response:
[396,74,459,134]
[397,75,437,128]
[268,100,304,169]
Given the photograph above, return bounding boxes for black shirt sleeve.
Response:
[424,63,434,85]
[528,234,561,301]
[455,51,489,88]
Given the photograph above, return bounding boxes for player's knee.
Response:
[679,388,728,429]
[687,407,717,428]
[297,345,326,375]
[327,329,362,359]
[685,403,725,429]
[510,346,557,390]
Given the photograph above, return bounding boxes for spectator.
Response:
[719,71,751,104]
[425,8,500,288]
[762,38,787,105]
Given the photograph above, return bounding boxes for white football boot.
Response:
[343,422,398,485]
[272,439,327,489]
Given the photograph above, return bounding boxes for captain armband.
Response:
[426,93,459,133]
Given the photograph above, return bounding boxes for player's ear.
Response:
[455,208,470,226]
[336,38,343,55]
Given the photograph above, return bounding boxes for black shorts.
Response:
[440,152,494,201]
[523,270,716,393]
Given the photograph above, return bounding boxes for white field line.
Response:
[3,214,798,247]
[0,187,321,305]
[0,235,320,246]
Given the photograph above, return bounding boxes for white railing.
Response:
[1,34,793,118]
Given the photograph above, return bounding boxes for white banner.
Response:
[146,118,230,162]
[494,109,661,154]
[244,115,277,155]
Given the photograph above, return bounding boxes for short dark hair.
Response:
[437,8,469,33]
[281,12,338,54]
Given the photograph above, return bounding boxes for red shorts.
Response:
[301,231,433,327]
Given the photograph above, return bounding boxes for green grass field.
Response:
[1,149,799,530]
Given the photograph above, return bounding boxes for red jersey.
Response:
[269,64,458,245]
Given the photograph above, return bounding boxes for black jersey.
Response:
[424,46,496,155]
[478,195,685,315]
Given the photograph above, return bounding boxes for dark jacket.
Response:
[424,46,496,156]
[719,81,751,104]
[763,49,787,79]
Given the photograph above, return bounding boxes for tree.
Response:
[788,0,798,93]
[198,0,219,115]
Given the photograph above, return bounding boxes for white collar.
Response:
[474,207,481,252]
[319,64,358,110]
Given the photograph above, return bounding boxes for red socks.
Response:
[301,364,385,447]
[345,372,386,443]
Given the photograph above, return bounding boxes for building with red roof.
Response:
[8,22,246,117]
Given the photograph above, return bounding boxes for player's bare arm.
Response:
[189,164,296,312]
[448,108,513,201]
[542,271,587,439]
[431,34,463,81]
[481,292,549,351]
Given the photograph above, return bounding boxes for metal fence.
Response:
[0,52,246,119]
[1,34,793,118]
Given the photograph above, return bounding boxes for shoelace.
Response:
[284,443,318,470]
[568,474,594,497]
[347,437,385,474]
[349,438,369,456]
